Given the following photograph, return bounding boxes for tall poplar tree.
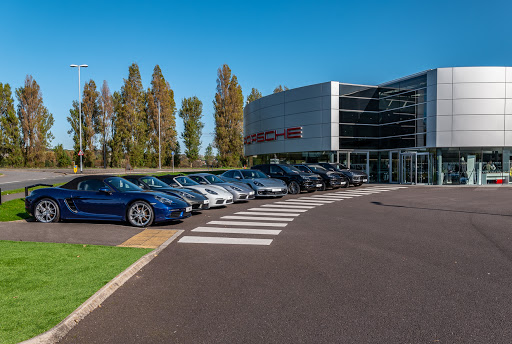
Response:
[81,80,100,167]
[246,88,262,104]
[97,80,113,167]
[213,64,244,167]
[146,65,177,168]
[16,75,54,166]
[179,96,204,164]
[273,85,289,93]
[109,91,124,167]
[0,83,23,166]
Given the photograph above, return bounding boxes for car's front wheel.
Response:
[34,198,60,223]
[288,181,301,194]
[127,201,154,227]
[319,182,327,191]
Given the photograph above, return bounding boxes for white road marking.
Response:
[298,197,342,202]
[315,195,353,199]
[179,236,273,245]
[275,201,324,206]
[288,199,333,203]
[262,204,315,209]
[235,211,301,216]
[221,215,294,221]
[191,227,281,235]
[249,207,308,212]
[208,221,288,227]
[334,192,363,196]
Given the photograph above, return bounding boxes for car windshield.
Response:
[281,165,301,174]
[141,177,170,188]
[308,165,327,173]
[105,177,143,192]
[335,163,348,169]
[204,174,225,184]
[241,170,268,179]
[175,176,200,186]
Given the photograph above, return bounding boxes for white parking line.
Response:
[275,201,324,206]
[179,236,273,245]
[262,204,315,209]
[235,212,301,216]
[314,195,353,199]
[298,197,341,202]
[192,227,282,235]
[288,199,333,203]
[334,192,363,196]
[249,207,308,212]
[208,221,288,227]
[221,216,294,221]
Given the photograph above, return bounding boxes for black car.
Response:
[293,164,348,190]
[252,164,323,194]
[122,175,210,212]
[318,163,368,187]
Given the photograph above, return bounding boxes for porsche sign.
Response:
[244,127,302,145]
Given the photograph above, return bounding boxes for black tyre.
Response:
[344,181,350,188]
[127,201,154,227]
[34,198,60,223]
[319,182,327,191]
[288,181,301,194]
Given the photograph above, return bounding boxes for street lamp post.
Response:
[70,64,88,173]
[158,101,161,170]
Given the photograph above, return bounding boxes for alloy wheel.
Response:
[128,202,154,227]
[35,199,59,223]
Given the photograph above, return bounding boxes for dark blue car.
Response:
[25,175,192,227]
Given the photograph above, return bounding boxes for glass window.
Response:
[269,165,283,174]
[241,170,268,179]
[141,177,170,188]
[105,177,143,192]
[175,176,200,186]
[340,97,379,112]
[295,165,310,173]
[281,165,302,174]
[223,170,234,178]
[77,179,108,192]
[204,175,225,184]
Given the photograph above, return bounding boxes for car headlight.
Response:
[254,181,264,187]
[205,188,218,195]
[155,195,173,205]
[229,185,243,192]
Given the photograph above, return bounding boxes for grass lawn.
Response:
[0,241,152,343]
[0,199,30,222]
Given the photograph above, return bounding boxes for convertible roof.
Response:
[60,175,119,190]
[121,174,152,179]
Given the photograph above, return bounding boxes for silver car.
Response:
[220,169,288,197]
[188,173,256,202]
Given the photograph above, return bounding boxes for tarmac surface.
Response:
[30,185,511,344]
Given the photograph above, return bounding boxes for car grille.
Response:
[257,189,286,195]
[239,195,247,200]
[170,210,184,218]
[192,203,202,210]
[226,199,233,204]
[216,199,225,204]
[352,176,362,182]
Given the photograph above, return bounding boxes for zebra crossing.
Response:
[177,186,407,245]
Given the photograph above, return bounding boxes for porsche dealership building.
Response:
[244,67,512,185]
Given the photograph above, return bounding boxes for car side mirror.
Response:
[99,187,112,194]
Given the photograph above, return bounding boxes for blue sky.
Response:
[1,0,511,153]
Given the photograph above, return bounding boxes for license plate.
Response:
[363,179,368,182]
[272,188,281,192]
[204,200,209,204]
[316,184,322,187]
[186,206,192,212]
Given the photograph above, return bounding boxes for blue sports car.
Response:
[25,175,192,227]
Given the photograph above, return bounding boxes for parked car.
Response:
[220,169,288,197]
[156,175,234,207]
[293,164,347,190]
[122,175,210,212]
[252,164,323,194]
[25,175,192,227]
[187,173,255,202]
[317,163,368,186]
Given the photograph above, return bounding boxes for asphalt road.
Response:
[37,186,512,343]
[0,169,76,191]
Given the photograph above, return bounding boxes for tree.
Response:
[97,81,113,168]
[146,65,177,168]
[81,80,100,167]
[54,144,71,167]
[273,85,289,93]
[213,64,244,167]
[0,83,23,166]
[16,75,54,167]
[179,96,204,164]
[204,143,214,166]
[66,100,80,159]
[246,88,262,104]
[109,91,124,167]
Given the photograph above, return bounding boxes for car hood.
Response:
[184,185,232,197]
[250,178,286,187]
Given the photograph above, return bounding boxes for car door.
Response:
[72,179,124,220]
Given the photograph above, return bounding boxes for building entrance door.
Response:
[399,152,431,184]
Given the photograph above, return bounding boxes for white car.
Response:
[157,175,234,208]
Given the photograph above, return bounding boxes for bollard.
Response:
[0,187,2,205]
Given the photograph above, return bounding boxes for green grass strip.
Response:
[0,199,30,222]
[0,241,151,343]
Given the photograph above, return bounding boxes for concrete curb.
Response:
[20,229,184,344]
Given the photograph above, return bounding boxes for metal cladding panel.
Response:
[452,67,506,83]
[437,99,453,115]
[284,111,323,127]
[453,99,505,115]
[436,131,452,147]
[426,100,436,117]
[259,92,285,108]
[452,130,504,146]
[436,83,452,100]
[427,69,437,86]
[505,131,512,146]
[329,109,339,124]
[284,138,326,152]
[426,130,436,147]
[259,104,285,120]
[427,85,438,101]
[436,115,452,131]
[245,140,285,156]
[453,83,506,99]
[506,84,512,99]
[426,115,437,132]
[452,115,505,131]
[507,100,512,115]
[437,68,453,84]
[505,116,512,130]
[507,67,512,82]
[284,82,331,102]
[284,97,323,115]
